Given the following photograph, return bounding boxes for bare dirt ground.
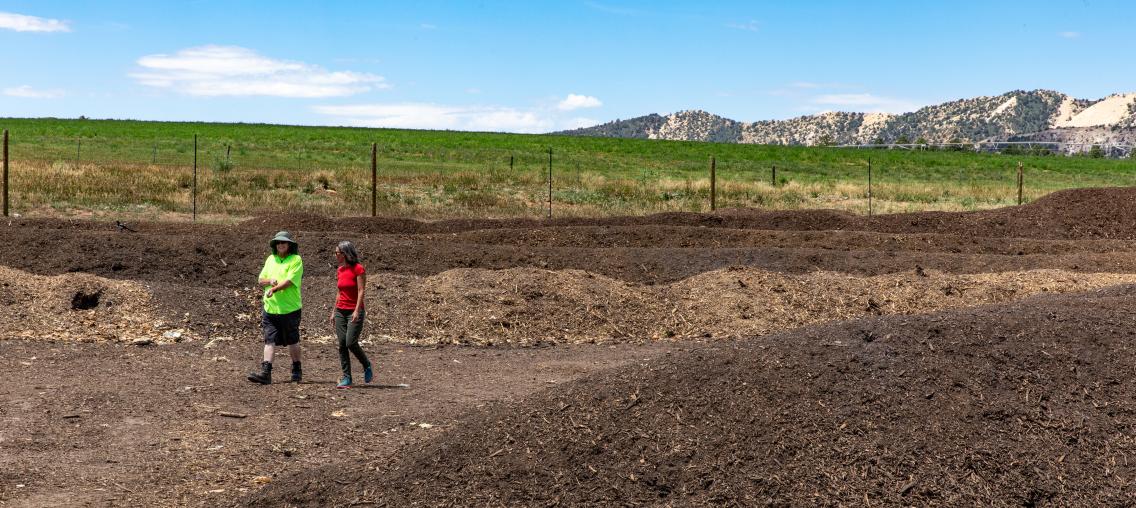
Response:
[4,186,1136,506]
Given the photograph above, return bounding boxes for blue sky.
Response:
[0,0,1130,132]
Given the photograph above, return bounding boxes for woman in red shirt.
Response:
[331,240,373,388]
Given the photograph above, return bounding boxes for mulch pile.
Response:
[0,266,180,343]
[246,285,1136,506]
[368,267,1136,346]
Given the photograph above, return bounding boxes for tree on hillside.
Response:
[896,134,911,144]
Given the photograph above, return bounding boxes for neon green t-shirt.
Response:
[258,254,303,314]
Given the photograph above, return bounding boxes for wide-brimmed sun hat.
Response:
[269,230,298,253]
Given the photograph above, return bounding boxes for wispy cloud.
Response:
[420,23,437,30]
[0,11,70,32]
[313,103,555,133]
[557,94,603,111]
[1058,31,1081,39]
[130,45,387,98]
[725,20,758,32]
[811,93,921,113]
[3,85,65,98]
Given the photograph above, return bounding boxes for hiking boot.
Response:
[363,364,374,384]
[336,375,352,389]
[247,361,272,385]
[291,361,302,383]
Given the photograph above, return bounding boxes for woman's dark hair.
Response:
[270,240,297,256]
[337,240,360,266]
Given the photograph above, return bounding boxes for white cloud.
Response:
[1058,31,1081,39]
[0,11,70,32]
[131,45,387,98]
[420,23,437,30]
[726,20,758,32]
[313,103,554,133]
[812,93,921,113]
[557,94,602,111]
[3,85,65,98]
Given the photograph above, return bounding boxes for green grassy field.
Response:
[1,117,1133,221]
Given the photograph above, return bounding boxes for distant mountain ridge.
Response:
[556,90,1136,146]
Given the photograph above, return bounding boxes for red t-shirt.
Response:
[336,263,366,310]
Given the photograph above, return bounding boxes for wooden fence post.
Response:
[867,157,873,217]
[2,129,8,217]
[1017,161,1023,205]
[771,164,776,187]
[371,143,377,217]
[710,156,717,211]
[547,147,553,219]
[193,135,198,222]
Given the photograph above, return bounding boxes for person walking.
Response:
[331,240,373,389]
[247,231,304,385]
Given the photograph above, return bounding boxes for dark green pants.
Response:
[334,308,371,377]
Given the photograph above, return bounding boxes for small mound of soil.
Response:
[246,286,1136,506]
[0,266,179,342]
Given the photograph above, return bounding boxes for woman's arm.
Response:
[352,272,366,321]
[265,279,292,297]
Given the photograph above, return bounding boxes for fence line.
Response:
[3,131,1133,220]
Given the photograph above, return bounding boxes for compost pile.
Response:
[246,286,1136,506]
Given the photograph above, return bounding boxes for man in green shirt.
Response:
[247,231,304,384]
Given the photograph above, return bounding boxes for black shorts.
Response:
[262,308,302,346]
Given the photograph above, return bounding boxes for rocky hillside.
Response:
[556,90,1136,145]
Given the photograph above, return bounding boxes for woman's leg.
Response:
[345,310,370,368]
[334,309,352,378]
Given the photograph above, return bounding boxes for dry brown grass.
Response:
[5,160,1051,221]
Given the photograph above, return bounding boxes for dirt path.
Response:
[0,339,678,507]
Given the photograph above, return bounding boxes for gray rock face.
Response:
[555,90,1136,145]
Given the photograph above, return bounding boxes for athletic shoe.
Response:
[337,376,352,389]
[363,365,374,384]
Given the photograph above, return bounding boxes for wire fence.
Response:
[2,131,1134,221]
